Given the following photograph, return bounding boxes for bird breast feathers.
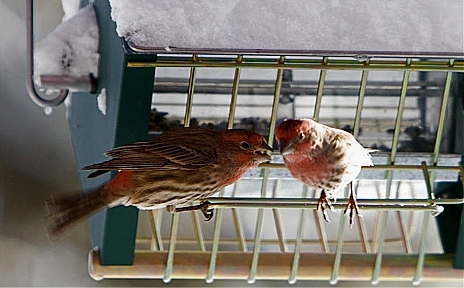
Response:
[304,127,373,167]
[346,142,374,167]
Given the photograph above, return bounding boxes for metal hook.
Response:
[26,0,69,108]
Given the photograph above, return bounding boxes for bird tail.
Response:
[45,187,109,239]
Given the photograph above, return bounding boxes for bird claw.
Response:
[173,200,214,221]
[343,193,362,228]
[317,190,336,222]
[200,202,214,221]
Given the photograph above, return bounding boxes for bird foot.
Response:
[343,193,363,228]
[172,201,214,221]
[317,190,336,222]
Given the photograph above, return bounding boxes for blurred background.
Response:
[0,1,462,287]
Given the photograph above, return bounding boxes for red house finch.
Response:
[46,128,272,237]
[275,118,374,226]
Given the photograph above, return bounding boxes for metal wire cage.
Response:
[82,41,464,285]
[49,1,464,286]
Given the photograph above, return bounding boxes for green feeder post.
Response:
[454,72,464,268]
[68,0,156,265]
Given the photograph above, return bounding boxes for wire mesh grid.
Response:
[89,52,463,284]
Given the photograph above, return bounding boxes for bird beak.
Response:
[279,140,296,155]
[253,142,273,163]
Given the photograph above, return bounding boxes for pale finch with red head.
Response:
[275,118,374,226]
[46,128,272,238]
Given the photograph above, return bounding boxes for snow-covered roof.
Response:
[33,0,462,84]
[110,0,463,53]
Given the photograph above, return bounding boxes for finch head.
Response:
[222,129,273,166]
[275,118,315,155]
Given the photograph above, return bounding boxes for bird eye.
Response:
[240,141,251,149]
[298,132,305,140]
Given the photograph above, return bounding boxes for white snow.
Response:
[43,106,53,115]
[61,0,81,22]
[34,4,99,79]
[109,0,463,53]
[97,88,107,115]
[64,92,73,118]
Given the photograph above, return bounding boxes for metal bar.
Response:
[272,179,287,252]
[372,211,389,284]
[390,59,411,162]
[288,186,309,284]
[266,56,286,142]
[395,182,412,253]
[312,187,330,253]
[312,57,328,120]
[148,211,156,251]
[351,70,371,250]
[128,58,464,72]
[163,62,197,283]
[248,56,285,284]
[153,86,441,97]
[397,211,412,253]
[413,212,432,285]
[124,41,464,58]
[163,213,179,283]
[183,60,206,251]
[412,163,436,284]
[422,68,453,263]
[136,235,423,248]
[353,69,369,136]
[37,74,95,92]
[422,162,436,201]
[154,78,444,98]
[148,210,163,251]
[227,57,247,252]
[372,181,383,252]
[154,78,444,88]
[206,189,225,283]
[26,0,68,108]
[231,182,247,252]
[372,60,412,283]
[314,210,330,253]
[258,162,461,171]
[149,103,430,113]
[89,250,464,281]
[431,61,455,165]
[38,74,97,93]
[191,212,206,251]
[406,182,420,238]
[329,195,348,285]
[183,58,197,126]
[356,183,371,254]
[247,171,268,284]
[227,55,243,127]
[202,197,464,208]
[372,200,394,279]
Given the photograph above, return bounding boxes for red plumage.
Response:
[276,118,374,226]
[46,128,272,238]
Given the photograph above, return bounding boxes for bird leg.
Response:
[171,201,214,221]
[343,182,363,228]
[317,190,336,222]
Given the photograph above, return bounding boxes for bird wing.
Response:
[345,138,374,167]
[329,128,374,167]
[83,129,218,172]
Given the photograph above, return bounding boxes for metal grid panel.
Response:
[89,53,463,284]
